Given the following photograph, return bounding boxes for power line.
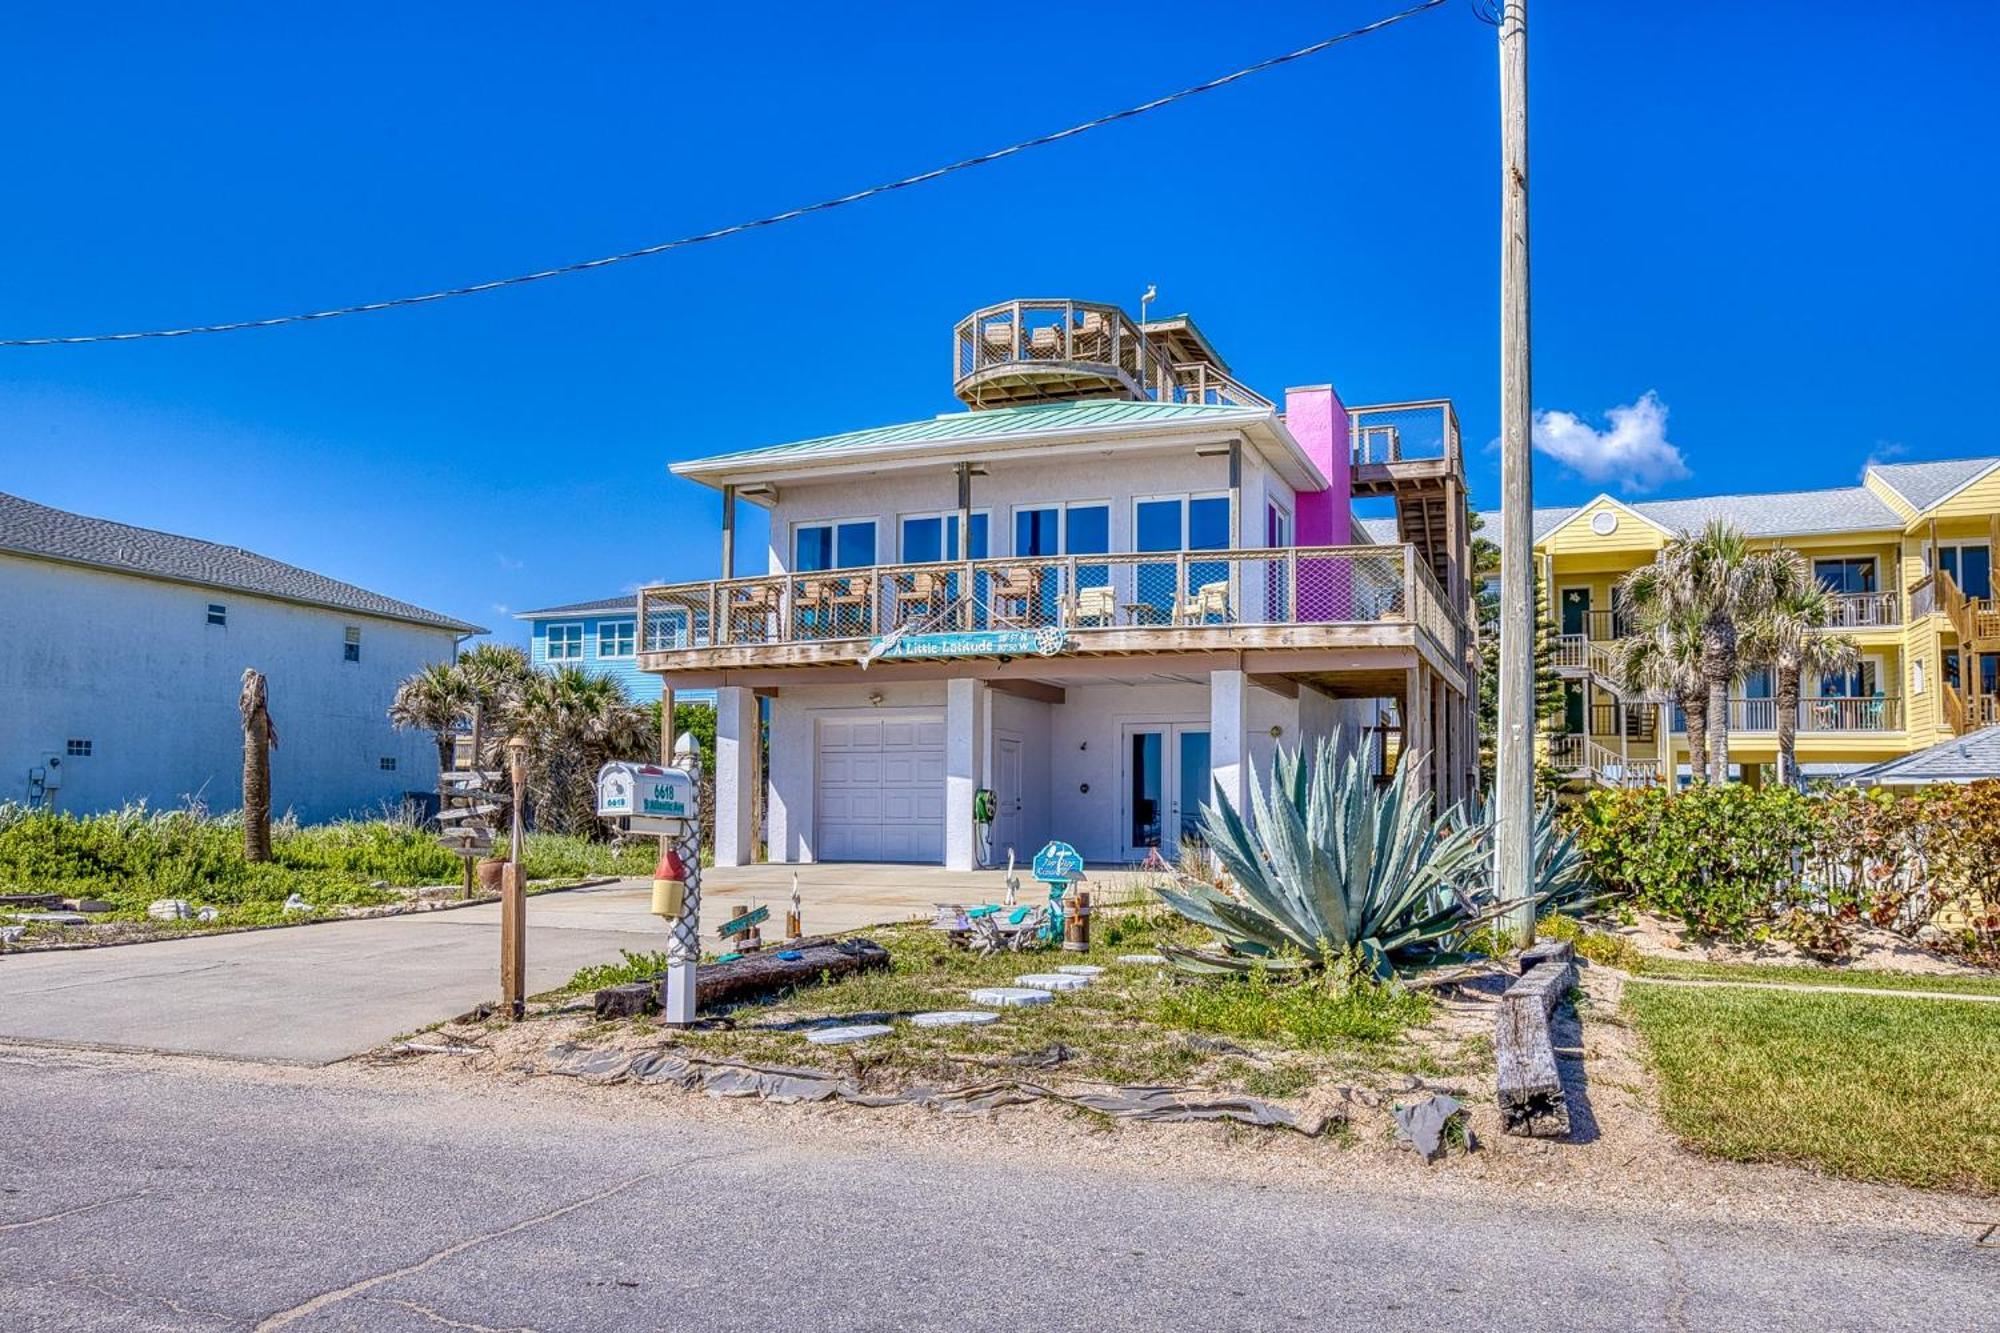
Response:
[3,0,1449,349]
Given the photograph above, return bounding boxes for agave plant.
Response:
[1456,797,1598,919]
[1155,739,1493,980]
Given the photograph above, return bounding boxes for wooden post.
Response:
[720,484,737,580]
[658,684,676,764]
[502,736,529,1020]
[1495,0,1536,943]
[956,461,974,630]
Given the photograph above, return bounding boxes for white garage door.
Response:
[816,712,946,863]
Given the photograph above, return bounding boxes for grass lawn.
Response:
[1625,981,2000,1195]
[557,911,1458,1095]
[1631,956,2000,997]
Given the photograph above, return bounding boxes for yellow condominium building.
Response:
[1478,454,2000,786]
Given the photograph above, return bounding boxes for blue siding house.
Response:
[516,596,715,708]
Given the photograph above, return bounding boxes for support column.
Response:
[1404,665,1432,801]
[720,484,737,580]
[1209,669,1251,816]
[713,686,757,867]
[945,678,988,871]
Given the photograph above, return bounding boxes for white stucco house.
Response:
[0,491,484,821]
[637,300,1477,872]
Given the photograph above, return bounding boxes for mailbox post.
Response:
[596,733,703,1027]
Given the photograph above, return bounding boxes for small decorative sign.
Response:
[872,627,1066,661]
[1031,840,1085,886]
[716,904,769,938]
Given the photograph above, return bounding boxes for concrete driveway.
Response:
[0,865,991,1066]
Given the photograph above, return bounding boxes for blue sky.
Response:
[3,2,1995,642]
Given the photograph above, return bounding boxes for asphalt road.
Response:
[2,1047,1994,1332]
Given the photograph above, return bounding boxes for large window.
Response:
[597,618,635,658]
[899,511,990,562]
[1937,542,1992,599]
[1134,494,1230,621]
[546,622,584,660]
[794,520,877,572]
[1813,557,1876,594]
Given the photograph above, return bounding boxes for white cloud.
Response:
[1532,391,1689,494]
[1864,440,1908,472]
[495,552,524,571]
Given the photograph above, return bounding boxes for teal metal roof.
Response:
[673,399,1269,476]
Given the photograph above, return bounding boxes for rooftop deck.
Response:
[951,299,1269,410]
[636,543,1465,680]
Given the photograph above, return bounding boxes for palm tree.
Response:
[511,666,653,835]
[1745,553,1860,789]
[457,642,533,770]
[1617,609,1706,785]
[238,668,278,862]
[1621,521,1787,783]
[389,662,472,809]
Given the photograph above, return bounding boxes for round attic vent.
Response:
[1590,511,1619,536]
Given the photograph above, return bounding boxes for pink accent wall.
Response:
[1286,384,1351,545]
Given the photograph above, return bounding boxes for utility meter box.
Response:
[596,762,697,833]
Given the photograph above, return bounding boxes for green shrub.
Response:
[1151,955,1431,1048]
[1569,784,1820,938]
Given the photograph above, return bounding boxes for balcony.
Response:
[1671,696,1904,735]
[637,543,1465,673]
[1822,590,1901,629]
[1349,400,1464,473]
[951,300,1269,410]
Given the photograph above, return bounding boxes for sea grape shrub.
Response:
[1569,780,2000,962]
[1569,784,1818,938]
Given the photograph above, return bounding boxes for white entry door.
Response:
[1121,723,1212,862]
[991,732,1025,865]
[815,712,946,863]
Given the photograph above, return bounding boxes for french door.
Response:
[1122,723,1212,861]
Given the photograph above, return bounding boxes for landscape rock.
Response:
[1056,964,1105,977]
[0,925,26,945]
[967,986,1055,1007]
[147,899,192,921]
[804,1024,893,1046]
[909,1010,1002,1028]
[282,894,312,914]
[195,907,220,922]
[68,899,114,914]
[1117,953,1167,965]
[1015,972,1089,992]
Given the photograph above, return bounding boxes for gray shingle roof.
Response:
[1473,507,1580,545]
[0,491,483,634]
[1866,457,2000,511]
[1627,485,1902,537]
[1842,726,2000,786]
[515,595,637,620]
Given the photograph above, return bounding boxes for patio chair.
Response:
[724,583,780,643]
[1177,579,1232,625]
[989,565,1037,623]
[896,570,947,626]
[1066,584,1116,628]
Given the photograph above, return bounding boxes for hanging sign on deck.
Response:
[1031,840,1085,887]
[871,627,1066,661]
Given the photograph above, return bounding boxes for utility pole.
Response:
[1496,0,1536,943]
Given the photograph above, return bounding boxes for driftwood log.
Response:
[594,936,890,1019]
[1495,939,1577,1137]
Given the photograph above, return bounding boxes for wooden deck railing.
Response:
[1349,400,1464,472]
[950,299,1270,408]
[637,543,1466,660]
[1822,590,1901,629]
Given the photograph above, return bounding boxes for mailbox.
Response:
[596,762,698,833]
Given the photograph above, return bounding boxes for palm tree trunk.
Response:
[434,732,454,815]
[1704,621,1734,784]
[1776,654,1803,790]
[1682,691,1708,787]
[239,669,276,863]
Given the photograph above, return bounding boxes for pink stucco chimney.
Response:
[1285,383,1352,545]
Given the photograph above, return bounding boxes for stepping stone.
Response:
[1118,954,1167,965]
[804,1023,893,1046]
[1015,972,1089,992]
[1056,964,1104,977]
[910,1010,1001,1029]
[967,986,1055,1007]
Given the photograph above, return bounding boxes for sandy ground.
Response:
[1614,910,1990,975]
[356,960,1997,1244]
